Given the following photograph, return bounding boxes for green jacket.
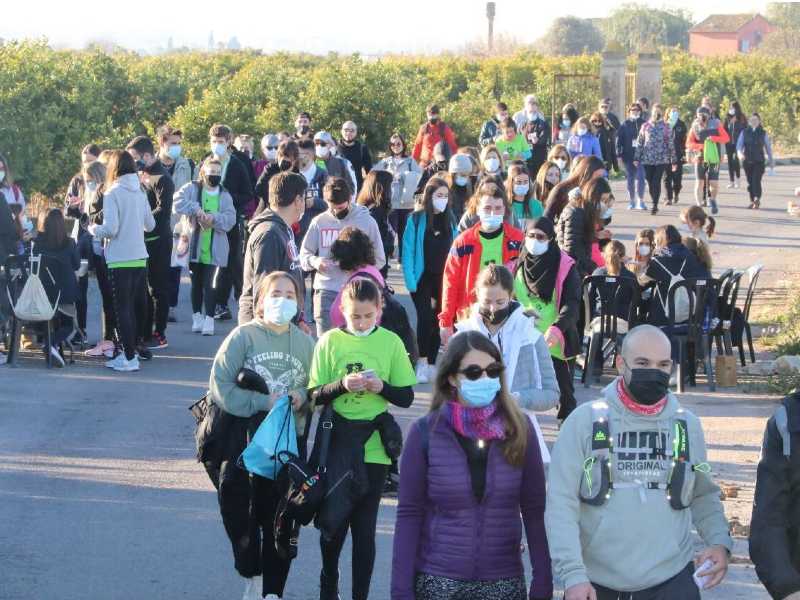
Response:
[209,320,315,434]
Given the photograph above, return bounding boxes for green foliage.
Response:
[602,4,693,52]
[537,18,605,56]
[1,42,799,198]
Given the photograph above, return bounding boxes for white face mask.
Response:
[601,206,613,219]
[526,238,549,255]
[728,109,736,116]
[554,158,567,171]
[638,245,651,257]
[484,158,500,173]
[86,181,98,192]
[0,171,5,183]
[513,183,529,196]
[315,145,330,159]
[211,142,227,157]
[577,127,588,136]
[352,328,373,337]
[264,149,277,161]
[263,296,298,325]
[432,195,448,213]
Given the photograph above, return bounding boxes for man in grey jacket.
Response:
[300,176,386,337]
[546,325,732,600]
[238,172,307,326]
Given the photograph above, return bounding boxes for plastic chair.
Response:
[711,271,743,357]
[666,277,720,393]
[581,274,641,387]
[734,264,763,366]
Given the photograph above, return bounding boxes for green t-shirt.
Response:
[479,231,504,268]
[513,271,564,359]
[511,198,543,222]
[108,259,147,269]
[199,188,220,265]
[496,134,530,161]
[308,327,417,464]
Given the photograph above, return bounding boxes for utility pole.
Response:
[486,2,495,53]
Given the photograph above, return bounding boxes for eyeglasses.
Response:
[390,141,403,147]
[264,146,278,151]
[314,141,328,147]
[527,232,549,241]
[459,362,504,381]
[591,121,602,127]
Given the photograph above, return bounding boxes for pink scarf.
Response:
[446,400,506,441]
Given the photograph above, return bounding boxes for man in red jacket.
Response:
[412,104,458,168]
[438,182,523,344]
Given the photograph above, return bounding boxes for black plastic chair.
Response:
[667,277,720,393]
[711,271,743,357]
[581,274,641,387]
[733,264,762,366]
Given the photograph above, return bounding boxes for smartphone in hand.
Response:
[361,369,376,380]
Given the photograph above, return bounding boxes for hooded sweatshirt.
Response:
[91,173,155,264]
[456,303,559,412]
[545,379,732,592]
[238,208,304,326]
[299,204,386,292]
[209,320,315,434]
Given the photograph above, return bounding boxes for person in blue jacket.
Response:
[401,175,458,384]
[566,117,603,162]
[616,102,647,210]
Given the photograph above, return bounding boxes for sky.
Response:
[1,0,769,55]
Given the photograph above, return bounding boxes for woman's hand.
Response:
[544,329,560,348]
[343,373,366,392]
[289,391,305,411]
[596,229,612,240]
[364,376,384,394]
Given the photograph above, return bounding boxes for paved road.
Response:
[3,165,799,599]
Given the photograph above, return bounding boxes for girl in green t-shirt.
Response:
[308,278,416,599]
[507,162,543,233]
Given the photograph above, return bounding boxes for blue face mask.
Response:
[513,183,529,196]
[459,376,501,407]
[263,297,298,325]
[454,175,469,187]
[167,144,182,160]
[479,213,503,230]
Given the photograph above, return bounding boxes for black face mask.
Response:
[297,126,310,135]
[279,159,293,171]
[428,116,439,124]
[478,302,515,325]
[624,365,670,405]
[333,206,349,220]
[207,175,222,187]
[135,159,147,172]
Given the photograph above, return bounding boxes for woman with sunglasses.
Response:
[514,217,581,422]
[375,133,421,261]
[547,145,571,181]
[457,264,559,412]
[391,329,552,600]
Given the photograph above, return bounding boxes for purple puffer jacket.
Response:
[390,405,552,600]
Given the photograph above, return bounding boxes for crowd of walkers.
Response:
[0,93,796,600]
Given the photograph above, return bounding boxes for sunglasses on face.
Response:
[527,232,549,241]
[265,146,278,151]
[459,362,505,381]
[314,141,328,146]
[390,142,403,147]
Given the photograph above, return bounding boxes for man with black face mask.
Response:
[411,104,458,168]
[547,324,732,600]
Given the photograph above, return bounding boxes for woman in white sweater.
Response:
[89,150,155,372]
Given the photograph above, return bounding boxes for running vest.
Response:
[742,127,766,163]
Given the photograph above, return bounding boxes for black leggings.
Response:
[76,274,88,331]
[744,160,765,201]
[215,219,243,308]
[168,265,182,308]
[726,146,741,181]
[144,236,171,338]
[594,562,700,600]
[644,164,665,209]
[189,262,216,316]
[664,165,683,201]
[109,267,146,360]
[389,209,411,262]
[411,271,443,365]
[94,256,118,342]
[320,463,387,600]
[553,357,575,420]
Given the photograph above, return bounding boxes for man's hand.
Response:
[439,326,454,346]
[694,545,729,590]
[343,373,366,392]
[596,229,612,240]
[565,582,597,600]
[364,376,383,394]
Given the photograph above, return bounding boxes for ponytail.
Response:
[705,216,716,239]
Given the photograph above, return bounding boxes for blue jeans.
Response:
[623,158,645,203]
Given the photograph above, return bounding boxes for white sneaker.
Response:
[636,198,648,211]
[49,346,65,368]
[105,353,126,369]
[415,362,429,384]
[241,576,263,600]
[202,315,215,336]
[726,182,735,189]
[112,356,140,372]
[264,595,280,600]
[191,312,204,333]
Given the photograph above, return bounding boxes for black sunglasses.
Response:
[265,146,278,151]
[459,362,504,381]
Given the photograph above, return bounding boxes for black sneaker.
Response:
[650,206,658,216]
[213,305,232,321]
[136,346,153,361]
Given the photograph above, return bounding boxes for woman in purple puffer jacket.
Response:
[391,330,552,600]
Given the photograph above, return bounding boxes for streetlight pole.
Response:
[486,2,495,53]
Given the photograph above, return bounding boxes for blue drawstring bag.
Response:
[239,396,297,479]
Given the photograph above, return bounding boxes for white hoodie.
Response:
[92,173,155,264]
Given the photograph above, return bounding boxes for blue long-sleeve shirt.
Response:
[736,129,774,167]
[566,133,603,161]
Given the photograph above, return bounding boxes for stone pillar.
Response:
[636,52,662,105]
[601,51,627,116]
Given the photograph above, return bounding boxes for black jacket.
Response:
[337,141,372,191]
[36,238,80,306]
[644,243,709,327]
[750,393,800,600]
[143,160,175,239]
[556,202,593,277]
[671,119,688,163]
[369,204,394,260]
[254,162,281,214]
[231,147,256,191]
[555,261,582,358]
[238,209,304,326]
[520,117,551,159]
[0,195,18,258]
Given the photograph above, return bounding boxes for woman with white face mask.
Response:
[631,228,655,277]
[480,144,505,177]
[513,217,581,422]
[547,145,571,181]
[208,271,315,600]
[308,277,415,600]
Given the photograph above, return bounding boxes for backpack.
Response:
[652,257,690,322]
[703,137,720,165]
[8,251,58,322]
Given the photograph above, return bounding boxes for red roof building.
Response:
[689,13,774,57]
